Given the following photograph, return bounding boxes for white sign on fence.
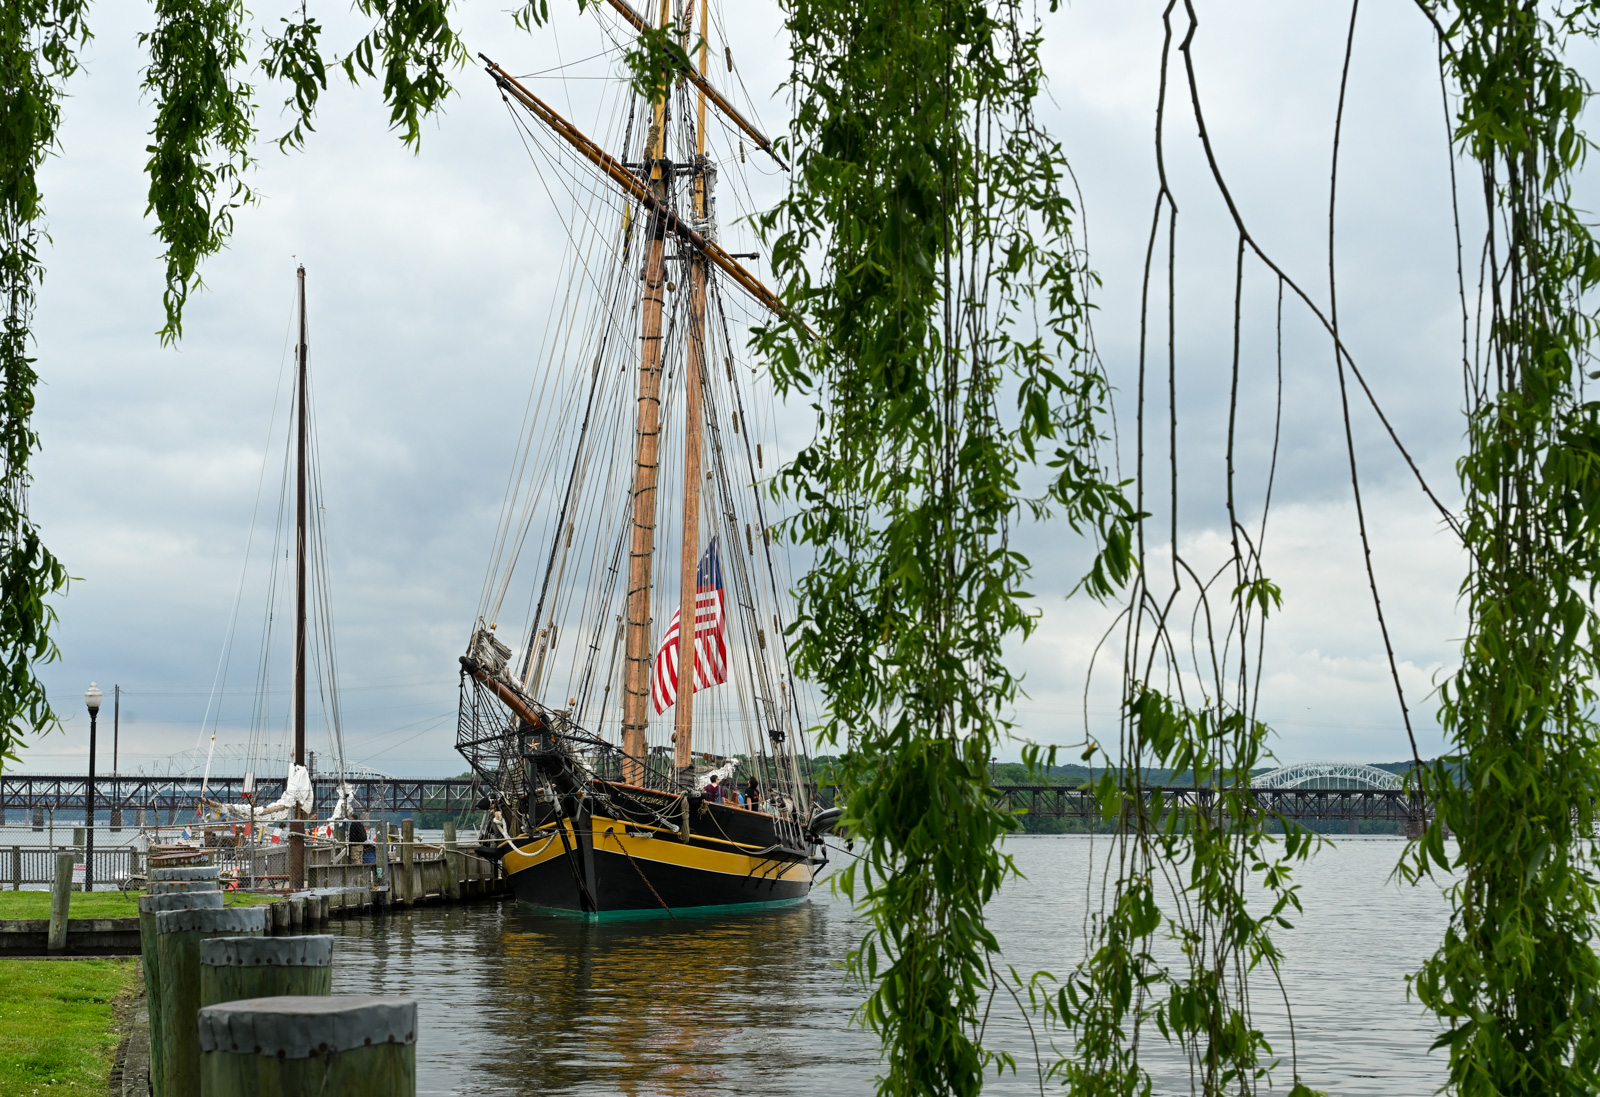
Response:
[72,862,85,885]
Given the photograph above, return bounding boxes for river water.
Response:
[325,835,1452,1095]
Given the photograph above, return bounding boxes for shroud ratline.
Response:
[455,1,839,917]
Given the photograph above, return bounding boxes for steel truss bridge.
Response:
[0,774,483,822]
[984,761,1419,827]
[984,785,1423,826]
[0,766,1424,828]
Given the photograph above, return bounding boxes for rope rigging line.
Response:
[456,3,816,812]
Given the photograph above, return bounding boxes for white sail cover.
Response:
[211,764,314,821]
[470,627,517,690]
[698,759,740,788]
[327,781,357,822]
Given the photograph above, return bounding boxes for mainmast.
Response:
[619,0,676,785]
[673,0,712,775]
[290,265,308,889]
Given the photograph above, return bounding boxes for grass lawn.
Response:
[0,889,282,920]
[0,957,141,1097]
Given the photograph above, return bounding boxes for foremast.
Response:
[619,0,675,786]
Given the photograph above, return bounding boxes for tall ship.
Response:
[454,0,837,916]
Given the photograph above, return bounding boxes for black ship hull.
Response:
[496,781,817,918]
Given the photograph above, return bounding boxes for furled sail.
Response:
[207,763,314,822]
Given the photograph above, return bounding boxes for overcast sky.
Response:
[15,0,1533,778]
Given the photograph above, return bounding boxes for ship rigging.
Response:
[454,0,836,916]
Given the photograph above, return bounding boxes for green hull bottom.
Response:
[514,894,811,922]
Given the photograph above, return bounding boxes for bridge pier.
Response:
[1406,814,1425,840]
[1347,818,1359,836]
[31,807,42,832]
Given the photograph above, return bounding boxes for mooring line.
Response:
[604,828,676,919]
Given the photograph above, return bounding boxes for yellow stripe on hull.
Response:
[502,817,812,886]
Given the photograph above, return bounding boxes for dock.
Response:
[0,819,506,955]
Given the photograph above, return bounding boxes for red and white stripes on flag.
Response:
[652,538,729,714]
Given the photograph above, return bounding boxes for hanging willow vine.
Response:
[7,2,1600,1093]
[0,0,468,767]
[757,0,1600,1092]
[754,0,1132,1093]
[1051,2,1600,1094]
[0,1,83,768]
[1042,4,1328,1092]
[1403,3,1600,1093]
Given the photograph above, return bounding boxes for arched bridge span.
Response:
[1251,762,1402,791]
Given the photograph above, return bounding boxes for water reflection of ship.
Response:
[452,1,842,915]
[484,904,837,1094]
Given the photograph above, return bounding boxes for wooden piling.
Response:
[155,906,269,1097]
[151,866,221,882]
[399,819,414,907]
[198,994,417,1097]
[47,853,71,951]
[149,879,219,895]
[201,935,333,1007]
[375,831,390,911]
[139,891,226,1097]
[442,822,461,901]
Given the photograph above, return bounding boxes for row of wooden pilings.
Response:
[380,819,489,906]
[139,866,415,1097]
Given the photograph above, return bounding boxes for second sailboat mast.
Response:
[291,264,309,888]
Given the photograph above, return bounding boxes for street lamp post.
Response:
[110,685,121,832]
[85,683,102,892]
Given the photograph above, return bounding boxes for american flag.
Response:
[652,538,729,713]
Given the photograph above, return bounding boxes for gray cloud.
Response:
[20,1,1498,777]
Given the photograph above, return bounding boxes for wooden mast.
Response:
[479,58,789,320]
[595,0,787,170]
[619,0,675,785]
[673,0,711,775]
[290,265,308,890]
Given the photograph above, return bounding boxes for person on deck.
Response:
[347,816,369,863]
[704,774,724,803]
[745,776,761,809]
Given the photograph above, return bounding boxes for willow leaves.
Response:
[0,0,467,767]
[755,0,1130,1093]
